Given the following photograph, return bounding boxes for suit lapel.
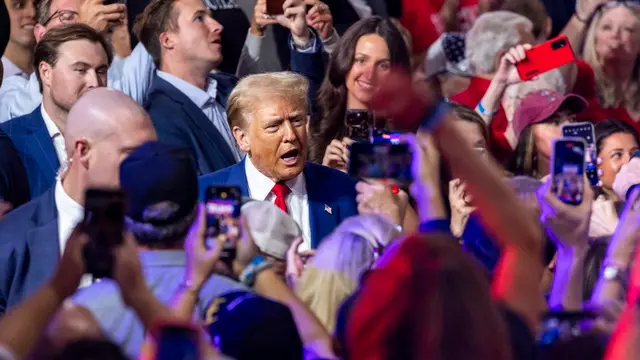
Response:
[229,158,250,197]
[303,163,338,248]
[24,108,60,176]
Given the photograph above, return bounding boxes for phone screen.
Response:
[562,122,599,186]
[371,130,402,145]
[348,143,413,186]
[345,110,372,143]
[205,186,240,260]
[538,311,597,346]
[82,188,125,279]
[552,139,585,205]
[155,325,200,360]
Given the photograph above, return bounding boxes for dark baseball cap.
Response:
[119,141,198,226]
[512,90,588,139]
[203,291,303,360]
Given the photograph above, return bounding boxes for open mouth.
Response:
[356,80,374,90]
[280,149,300,165]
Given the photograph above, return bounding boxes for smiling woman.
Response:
[308,16,411,169]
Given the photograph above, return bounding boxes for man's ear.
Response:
[34,24,47,42]
[159,31,176,50]
[233,126,250,153]
[74,139,91,169]
[39,61,54,90]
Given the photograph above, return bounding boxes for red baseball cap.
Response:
[512,90,588,139]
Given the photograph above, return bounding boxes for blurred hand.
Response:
[50,227,89,299]
[493,44,533,86]
[78,0,126,33]
[322,138,350,172]
[612,157,640,201]
[110,10,131,58]
[576,0,608,19]
[589,196,619,238]
[407,132,447,220]
[184,205,225,289]
[276,0,311,45]
[285,237,314,286]
[252,0,278,35]
[537,178,593,253]
[356,180,409,226]
[304,0,333,40]
[227,216,261,278]
[113,232,148,306]
[449,179,475,236]
[0,201,12,218]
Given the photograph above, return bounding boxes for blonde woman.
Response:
[292,214,401,333]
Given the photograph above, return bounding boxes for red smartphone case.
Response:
[516,35,576,81]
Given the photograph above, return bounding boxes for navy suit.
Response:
[0,106,60,199]
[0,187,59,314]
[144,37,326,176]
[0,128,31,208]
[198,159,358,248]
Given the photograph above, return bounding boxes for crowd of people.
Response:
[1,0,640,359]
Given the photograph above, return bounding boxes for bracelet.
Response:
[419,100,450,131]
[575,11,589,23]
[239,255,273,288]
[476,101,496,117]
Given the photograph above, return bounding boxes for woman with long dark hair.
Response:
[309,16,411,169]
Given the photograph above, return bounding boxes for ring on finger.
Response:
[262,14,270,19]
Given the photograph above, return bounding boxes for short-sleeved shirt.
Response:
[72,250,247,360]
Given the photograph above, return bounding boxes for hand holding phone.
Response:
[205,186,241,261]
[266,0,286,15]
[345,110,372,143]
[516,35,576,81]
[82,188,125,279]
[551,138,586,205]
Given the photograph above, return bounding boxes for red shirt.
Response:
[449,59,598,164]
[400,0,479,54]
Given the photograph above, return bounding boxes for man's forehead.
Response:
[176,0,208,13]
[56,39,107,62]
[49,0,82,13]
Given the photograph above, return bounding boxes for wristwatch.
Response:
[239,255,273,288]
[602,265,628,288]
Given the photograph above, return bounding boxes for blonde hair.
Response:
[466,11,533,74]
[294,214,400,332]
[226,71,309,130]
[582,4,640,111]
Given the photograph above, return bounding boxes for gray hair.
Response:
[503,68,567,106]
[466,11,533,74]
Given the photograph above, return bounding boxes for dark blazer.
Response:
[0,187,59,314]
[198,159,358,248]
[0,106,60,199]
[0,128,31,209]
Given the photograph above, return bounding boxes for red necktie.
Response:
[271,182,290,213]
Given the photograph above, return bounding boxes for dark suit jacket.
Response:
[0,187,59,314]
[198,159,358,248]
[0,106,60,199]
[0,128,30,209]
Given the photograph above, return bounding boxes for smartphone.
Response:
[562,122,599,186]
[205,186,241,260]
[538,310,598,346]
[266,0,286,15]
[348,143,413,186]
[153,322,201,360]
[516,35,576,81]
[371,129,402,145]
[82,188,125,279]
[345,110,372,143]
[551,138,586,205]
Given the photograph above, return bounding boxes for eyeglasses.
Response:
[42,10,78,26]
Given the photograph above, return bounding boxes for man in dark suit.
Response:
[0,24,112,199]
[135,0,325,176]
[0,88,157,315]
[199,72,358,250]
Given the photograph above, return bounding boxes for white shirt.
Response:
[244,156,312,251]
[41,106,68,165]
[1,56,28,80]
[54,179,92,288]
[156,71,242,162]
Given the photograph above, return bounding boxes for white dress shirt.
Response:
[157,71,242,161]
[244,156,312,251]
[1,56,28,80]
[54,179,92,287]
[0,42,155,122]
[40,106,68,166]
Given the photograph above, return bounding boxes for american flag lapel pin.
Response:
[324,204,332,214]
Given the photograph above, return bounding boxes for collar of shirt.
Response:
[157,71,218,108]
[244,156,306,200]
[54,178,84,251]
[139,250,186,268]
[1,56,29,80]
[40,105,62,139]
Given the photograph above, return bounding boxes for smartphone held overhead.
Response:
[516,35,576,81]
[551,138,586,206]
[348,142,413,187]
[266,0,286,15]
[205,186,241,261]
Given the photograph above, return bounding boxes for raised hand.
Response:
[493,44,533,86]
[78,0,126,33]
[304,0,333,40]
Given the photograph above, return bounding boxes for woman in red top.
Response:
[563,2,640,132]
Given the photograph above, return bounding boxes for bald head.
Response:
[64,88,157,190]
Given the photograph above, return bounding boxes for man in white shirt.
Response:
[1,0,36,80]
[0,87,157,315]
[0,23,111,199]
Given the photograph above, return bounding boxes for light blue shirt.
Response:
[157,70,242,161]
[72,250,247,360]
[0,42,155,122]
